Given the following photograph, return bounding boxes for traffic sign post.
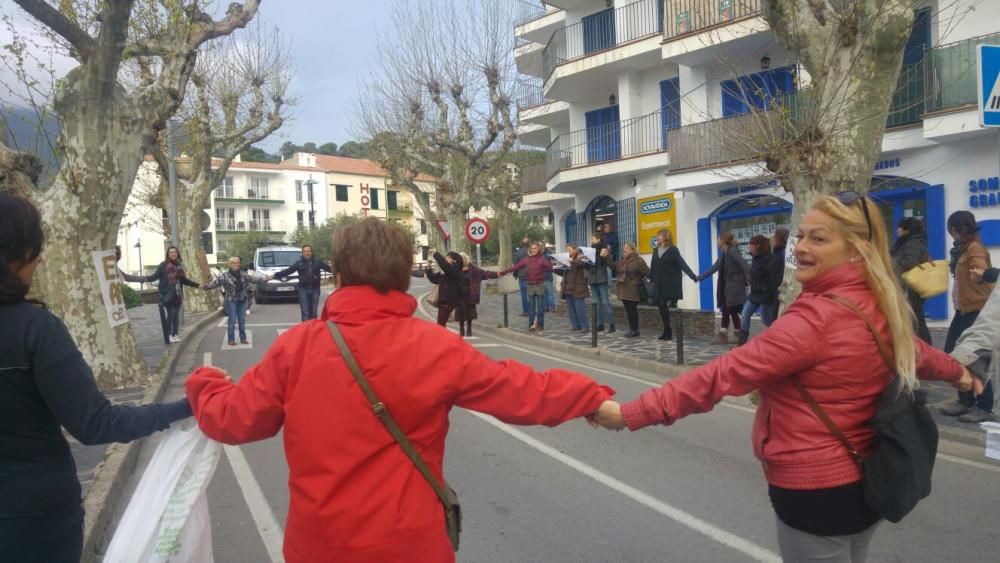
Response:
[464,218,490,266]
[976,45,1000,127]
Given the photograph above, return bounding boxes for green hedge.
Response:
[121,285,144,309]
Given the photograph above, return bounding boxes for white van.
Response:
[251,245,302,303]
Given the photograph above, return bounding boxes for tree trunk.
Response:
[446,207,470,255]
[176,186,220,313]
[496,208,513,270]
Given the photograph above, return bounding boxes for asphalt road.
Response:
[110,279,1000,562]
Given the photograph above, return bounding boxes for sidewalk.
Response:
[472,289,990,442]
[69,304,210,496]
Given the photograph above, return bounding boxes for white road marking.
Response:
[277,329,288,336]
[203,352,212,367]
[472,343,502,348]
[216,318,227,328]
[938,452,1000,473]
[223,445,286,563]
[221,330,253,350]
[468,411,781,562]
[244,322,296,327]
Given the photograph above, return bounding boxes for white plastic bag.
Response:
[104,421,221,562]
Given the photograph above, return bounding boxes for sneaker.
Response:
[228,340,237,346]
[958,407,996,423]
[240,339,249,345]
[939,401,971,417]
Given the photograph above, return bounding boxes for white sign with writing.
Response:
[93,250,130,327]
[784,237,798,270]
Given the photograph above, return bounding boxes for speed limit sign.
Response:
[464,217,490,244]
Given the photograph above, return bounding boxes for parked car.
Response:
[251,245,302,303]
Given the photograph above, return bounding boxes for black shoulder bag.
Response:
[326,322,462,550]
[792,294,938,523]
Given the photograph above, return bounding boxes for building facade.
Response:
[515,0,1000,319]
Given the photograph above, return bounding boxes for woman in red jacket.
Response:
[185,218,614,563]
[592,194,978,562]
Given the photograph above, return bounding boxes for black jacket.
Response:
[586,244,614,285]
[275,257,332,289]
[748,252,777,305]
[145,260,199,304]
[0,302,190,549]
[650,245,696,303]
[891,233,929,276]
[426,252,464,306]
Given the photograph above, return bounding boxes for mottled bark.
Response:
[496,208,513,269]
[176,183,219,313]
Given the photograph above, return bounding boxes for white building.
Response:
[515,0,1000,319]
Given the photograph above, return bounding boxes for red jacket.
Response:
[621,264,962,490]
[185,285,613,563]
[500,253,553,284]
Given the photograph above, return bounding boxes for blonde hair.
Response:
[656,229,673,245]
[623,242,638,254]
[811,195,917,391]
[459,251,471,265]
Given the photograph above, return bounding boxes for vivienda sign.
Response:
[640,197,673,214]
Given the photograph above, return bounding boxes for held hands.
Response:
[955,367,986,395]
[586,400,625,431]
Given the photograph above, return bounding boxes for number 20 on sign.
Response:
[465,218,490,244]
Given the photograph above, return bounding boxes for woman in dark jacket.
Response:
[456,251,499,338]
[738,235,776,345]
[891,217,932,344]
[0,194,192,563]
[649,229,697,341]
[144,246,200,344]
[561,244,592,331]
[697,232,749,345]
[768,227,789,319]
[616,242,651,338]
[425,251,464,328]
[588,233,616,333]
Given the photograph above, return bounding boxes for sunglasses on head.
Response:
[835,191,873,242]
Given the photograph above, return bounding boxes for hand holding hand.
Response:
[589,400,625,431]
[600,248,610,257]
[955,367,985,394]
[970,267,985,282]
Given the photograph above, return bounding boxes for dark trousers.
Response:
[518,277,529,314]
[159,301,181,343]
[945,310,995,410]
[657,300,677,337]
[0,525,82,563]
[720,305,741,331]
[437,304,455,327]
[298,286,322,321]
[907,290,932,344]
[623,300,640,332]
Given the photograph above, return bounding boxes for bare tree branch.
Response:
[12,0,95,60]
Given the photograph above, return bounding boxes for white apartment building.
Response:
[514,0,1000,320]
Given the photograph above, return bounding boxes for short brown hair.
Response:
[331,218,413,293]
[656,229,672,245]
[719,232,735,247]
[749,234,771,253]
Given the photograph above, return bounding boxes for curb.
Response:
[81,309,223,563]
[425,297,990,450]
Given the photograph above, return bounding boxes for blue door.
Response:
[582,8,615,54]
[721,65,796,117]
[564,211,577,247]
[585,105,621,163]
[660,78,680,149]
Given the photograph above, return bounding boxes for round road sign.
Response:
[465,218,490,244]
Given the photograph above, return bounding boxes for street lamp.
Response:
[304,174,319,229]
[133,239,144,289]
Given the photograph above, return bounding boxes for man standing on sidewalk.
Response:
[273,245,332,322]
[513,236,531,317]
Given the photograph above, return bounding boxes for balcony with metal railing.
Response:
[663,0,761,41]
[216,218,287,234]
[925,31,1000,114]
[520,163,548,195]
[665,111,768,171]
[546,108,674,178]
[214,186,285,204]
[542,0,663,85]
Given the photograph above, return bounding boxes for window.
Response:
[202,232,214,254]
[660,77,680,149]
[721,66,796,117]
[387,190,399,210]
[216,208,236,231]
[249,176,269,199]
[250,208,271,231]
[295,180,304,202]
[297,211,305,228]
[257,250,300,268]
[371,189,380,210]
[585,105,621,163]
[419,219,427,235]
[335,184,349,202]
[216,177,234,198]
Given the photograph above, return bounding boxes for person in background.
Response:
[543,243,557,312]
[602,223,619,264]
[738,235,776,346]
[183,218,616,563]
[768,227,790,320]
[457,251,499,338]
[144,246,200,344]
[616,242,650,338]
[891,217,932,344]
[202,256,268,346]
[273,245,333,322]
[696,232,749,345]
[588,232,616,333]
[591,193,978,563]
[501,242,554,333]
[512,236,531,317]
[115,245,146,285]
[561,244,592,331]
[949,265,999,423]
[0,193,192,563]
[649,229,697,341]
[425,251,464,329]
[940,211,996,423]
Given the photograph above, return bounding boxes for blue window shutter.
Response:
[582,8,615,54]
[903,8,931,66]
[605,105,621,160]
[660,78,680,149]
[721,79,744,117]
[925,185,947,319]
[585,109,601,163]
[697,218,714,310]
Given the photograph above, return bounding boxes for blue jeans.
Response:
[518,277,529,314]
[226,300,247,342]
[529,293,546,329]
[298,286,322,321]
[590,283,613,326]
[566,296,589,330]
[741,300,775,334]
[544,279,556,310]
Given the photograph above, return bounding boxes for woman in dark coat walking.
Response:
[456,252,499,337]
[649,229,697,341]
[768,227,789,320]
[891,217,932,344]
[425,251,464,328]
[144,247,200,344]
[738,235,777,345]
[616,242,650,337]
[696,232,749,345]
[588,233,616,333]
[561,244,592,331]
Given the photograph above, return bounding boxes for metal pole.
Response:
[675,308,684,365]
[591,301,598,348]
[308,174,315,228]
[136,240,143,289]
[503,293,509,328]
[166,120,180,249]
[476,243,482,266]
